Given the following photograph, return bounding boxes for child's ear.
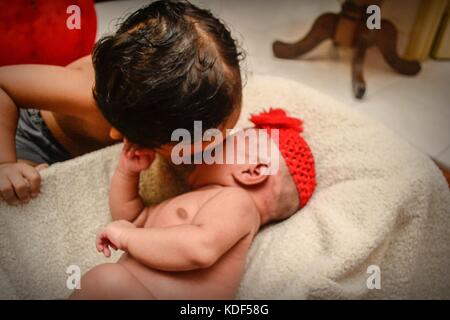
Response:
[232,163,270,186]
[109,127,123,141]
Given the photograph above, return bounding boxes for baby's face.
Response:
[188,128,300,221]
[187,128,282,189]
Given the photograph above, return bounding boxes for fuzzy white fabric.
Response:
[0,75,449,299]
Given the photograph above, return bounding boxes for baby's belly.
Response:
[118,248,247,299]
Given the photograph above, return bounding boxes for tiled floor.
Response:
[97,0,450,168]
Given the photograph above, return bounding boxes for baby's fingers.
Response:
[96,230,108,251]
[123,138,131,149]
[103,245,111,258]
[96,239,104,252]
[126,149,136,159]
[135,149,155,157]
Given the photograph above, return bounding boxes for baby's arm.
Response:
[109,141,155,223]
[98,188,260,271]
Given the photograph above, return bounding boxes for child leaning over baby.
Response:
[70,109,316,300]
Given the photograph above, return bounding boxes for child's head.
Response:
[188,109,316,224]
[92,0,243,153]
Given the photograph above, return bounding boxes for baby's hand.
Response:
[96,220,136,257]
[118,139,155,175]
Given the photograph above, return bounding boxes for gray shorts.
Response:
[16,109,72,164]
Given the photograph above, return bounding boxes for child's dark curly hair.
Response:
[92,0,244,148]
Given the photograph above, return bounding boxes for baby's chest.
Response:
[144,200,199,228]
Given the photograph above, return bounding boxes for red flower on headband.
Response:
[249,108,303,133]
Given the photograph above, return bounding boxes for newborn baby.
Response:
[70,109,316,300]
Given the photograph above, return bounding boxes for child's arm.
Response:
[0,62,96,118]
[97,188,260,271]
[109,140,155,223]
[0,61,96,204]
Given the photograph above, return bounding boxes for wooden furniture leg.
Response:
[272,0,422,99]
[273,13,339,59]
[375,19,421,76]
[352,36,369,99]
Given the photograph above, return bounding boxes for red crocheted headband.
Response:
[249,108,316,208]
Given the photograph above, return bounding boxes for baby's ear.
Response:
[232,163,270,186]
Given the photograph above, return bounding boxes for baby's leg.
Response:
[70,263,154,300]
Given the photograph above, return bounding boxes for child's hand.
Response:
[118,139,155,175]
[96,220,136,257]
[0,162,48,205]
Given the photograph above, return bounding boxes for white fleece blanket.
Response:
[0,75,449,299]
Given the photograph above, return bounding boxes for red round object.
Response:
[0,0,97,66]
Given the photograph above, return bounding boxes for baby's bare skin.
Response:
[118,186,259,299]
[71,131,297,300]
[73,186,259,299]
